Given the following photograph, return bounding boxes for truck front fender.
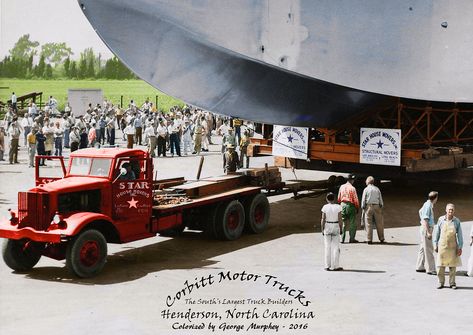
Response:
[60,212,119,241]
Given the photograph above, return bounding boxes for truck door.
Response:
[35,155,66,186]
[112,157,153,239]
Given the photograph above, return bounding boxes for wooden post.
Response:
[155,95,158,111]
[120,95,123,109]
[196,156,205,180]
[264,163,269,187]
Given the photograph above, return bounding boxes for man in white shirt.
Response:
[48,96,58,112]
[181,119,193,155]
[201,116,209,152]
[28,101,38,118]
[53,122,64,156]
[144,124,157,157]
[123,122,135,149]
[156,119,168,157]
[321,192,343,271]
[21,114,33,146]
[141,99,151,113]
[11,92,17,112]
[167,119,181,157]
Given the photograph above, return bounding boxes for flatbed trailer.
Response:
[0,148,270,278]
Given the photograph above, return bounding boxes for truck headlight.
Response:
[53,213,63,224]
[52,212,67,229]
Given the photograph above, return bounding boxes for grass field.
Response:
[0,78,184,113]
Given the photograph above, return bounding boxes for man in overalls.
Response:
[434,203,463,289]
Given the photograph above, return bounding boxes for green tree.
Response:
[69,60,77,78]
[40,42,73,67]
[45,64,53,78]
[86,58,95,78]
[103,58,115,79]
[78,58,87,79]
[9,34,39,61]
[64,57,71,77]
[27,54,34,72]
[34,54,46,77]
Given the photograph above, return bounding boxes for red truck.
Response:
[0,148,270,277]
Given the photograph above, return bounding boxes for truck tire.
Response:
[66,229,107,278]
[215,200,245,240]
[2,239,43,271]
[205,202,224,239]
[244,193,270,234]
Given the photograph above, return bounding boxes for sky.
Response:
[0,0,113,59]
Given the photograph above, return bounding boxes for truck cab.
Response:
[1,148,154,277]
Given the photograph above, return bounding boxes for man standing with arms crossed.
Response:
[338,175,360,243]
[416,191,438,275]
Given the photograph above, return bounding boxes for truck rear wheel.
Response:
[66,229,107,278]
[244,193,270,234]
[2,239,43,271]
[205,202,224,239]
[215,200,245,240]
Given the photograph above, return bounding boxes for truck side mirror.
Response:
[112,167,128,183]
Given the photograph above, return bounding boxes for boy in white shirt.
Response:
[321,192,343,271]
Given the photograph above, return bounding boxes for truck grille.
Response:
[17,192,50,231]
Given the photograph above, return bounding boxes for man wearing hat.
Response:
[337,174,360,243]
[181,119,193,155]
[8,119,21,164]
[223,143,239,174]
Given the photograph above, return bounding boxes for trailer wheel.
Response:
[244,193,270,234]
[205,202,225,239]
[215,200,245,240]
[2,239,43,271]
[66,229,107,278]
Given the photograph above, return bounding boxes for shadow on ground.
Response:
[17,180,472,285]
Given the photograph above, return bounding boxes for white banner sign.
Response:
[272,125,309,159]
[360,128,401,166]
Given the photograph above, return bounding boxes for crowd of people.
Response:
[320,175,473,289]
[2,95,472,289]
[1,96,254,173]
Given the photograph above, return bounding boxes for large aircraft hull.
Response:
[78,0,473,127]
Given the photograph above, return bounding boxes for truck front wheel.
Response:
[215,200,245,240]
[66,229,107,278]
[2,239,43,271]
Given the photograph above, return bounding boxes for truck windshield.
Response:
[69,157,112,177]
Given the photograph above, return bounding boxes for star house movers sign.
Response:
[272,125,309,160]
[360,128,401,166]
